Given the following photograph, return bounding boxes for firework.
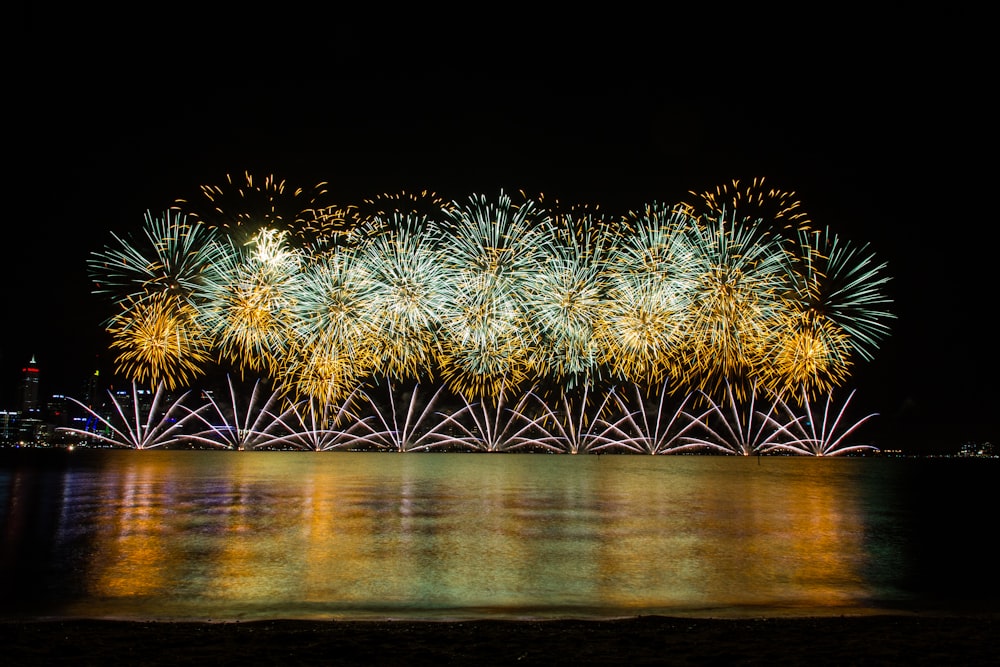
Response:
[604,383,707,454]
[594,204,697,389]
[522,211,612,390]
[88,181,895,443]
[677,209,791,401]
[172,171,331,242]
[265,395,359,451]
[89,209,225,305]
[682,380,788,455]
[353,213,450,381]
[196,229,301,375]
[281,247,378,402]
[433,191,555,398]
[788,227,894,362]
[57,383,199,449]
[682,176,811,232]
[180,375,287,450]
[357,189,455,223]
[346,382,456,452]
[436,389,540,452]
[520,384,625,454]
[761,387,880,456]
[107,292,213,391]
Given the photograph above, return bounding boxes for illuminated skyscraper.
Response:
[19,356,40,416]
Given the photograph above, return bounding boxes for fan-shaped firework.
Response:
[437,390,539,452]
[519,384,624,454]
[604,383,707,454]
[683,380,788,456]
[56,383,199,449]
[347,382,456,452]
[265,396,358,451]
[180,376,287,450]
[761,387,880,456]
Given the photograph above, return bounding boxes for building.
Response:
[18,356,41,416]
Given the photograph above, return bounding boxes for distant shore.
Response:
[3,614,998,666]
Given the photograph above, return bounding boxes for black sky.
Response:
[5,9,995,453]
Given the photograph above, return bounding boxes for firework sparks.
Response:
[682,176,812,232]
[172,171,331,241]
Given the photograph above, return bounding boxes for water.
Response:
[2,449,997,621]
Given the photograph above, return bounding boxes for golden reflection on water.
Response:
[67,452,872,618]
[86,462,172,599]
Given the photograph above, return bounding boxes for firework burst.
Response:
[196,229,301,375]
[433,191,554,398]
[523,211,611,390]
[678,210,791,401]
[594,204,696,390]
[172,171,331,243]
[89,209,225,305]
[354,213,449,381]
[107,292,213,390]
[90,181,894,428]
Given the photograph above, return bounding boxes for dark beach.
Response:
[3,614,998,666]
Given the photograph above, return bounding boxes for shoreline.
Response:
[3,614,998,666]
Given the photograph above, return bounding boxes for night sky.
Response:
[6,9,995,453]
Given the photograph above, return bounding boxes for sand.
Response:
[2,614,998,666]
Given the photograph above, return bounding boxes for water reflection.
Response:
[3,451,990,620]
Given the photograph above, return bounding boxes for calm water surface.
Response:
[2,450,997,620]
